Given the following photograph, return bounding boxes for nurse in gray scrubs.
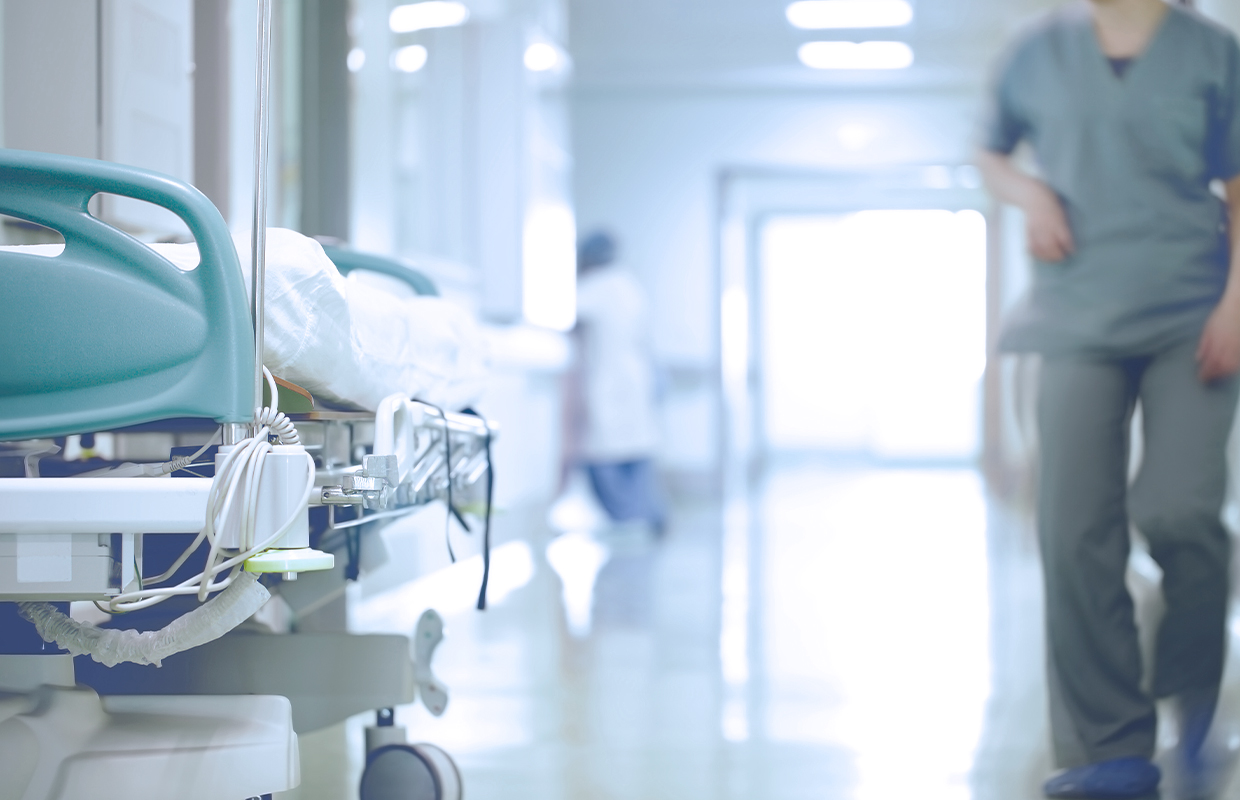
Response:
[978,0,1240,797]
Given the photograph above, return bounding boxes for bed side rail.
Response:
[320,245,440,297]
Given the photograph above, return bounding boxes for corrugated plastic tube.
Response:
[17,573,270,667]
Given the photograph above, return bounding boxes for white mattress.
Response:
[4,228,489,411]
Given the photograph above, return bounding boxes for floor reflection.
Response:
[757,468,990,800]
[347,462,1240,799]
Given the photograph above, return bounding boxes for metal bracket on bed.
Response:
[321,454,398,509]
[297,405,494,516]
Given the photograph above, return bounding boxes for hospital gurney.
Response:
[0,153,490,800]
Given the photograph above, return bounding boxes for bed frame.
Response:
[0,148,490,800]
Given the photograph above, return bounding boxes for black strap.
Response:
[345,526,362,581]
[418,402,457,564]
[462,408,494,611]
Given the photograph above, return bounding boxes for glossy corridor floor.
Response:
[326,463,1240,799]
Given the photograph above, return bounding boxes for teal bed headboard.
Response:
[0,149,253,440]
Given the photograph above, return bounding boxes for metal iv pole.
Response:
[227,0,274,445]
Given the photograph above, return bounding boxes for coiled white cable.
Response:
[254,365,299,445]
[105,438,313,612]
[255,408,299,445]
[104,365,313,612]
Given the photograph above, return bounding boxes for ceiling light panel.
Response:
[798,41,914,69]
[391,45,429,73]
[389,1,470,33]
[524,43,560,72]
[787,0,913,30]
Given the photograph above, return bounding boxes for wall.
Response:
[344,0,576,512]
[572,87,987,473]
[2,0,194,238]
[348,0,575,329]
[2,1,98,160]
[1199,0,1240,35]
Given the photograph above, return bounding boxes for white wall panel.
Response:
[100,0,194,236]
[3,1,99,160]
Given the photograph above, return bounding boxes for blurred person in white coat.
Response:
[573,231,666,533]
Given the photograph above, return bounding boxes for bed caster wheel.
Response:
[359,743,462,800]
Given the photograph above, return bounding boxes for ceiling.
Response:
[567,0,1062,91]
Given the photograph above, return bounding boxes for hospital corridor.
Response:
[4,0,1240,799]
[347,465,1031,800]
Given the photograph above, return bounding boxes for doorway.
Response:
[757,209,987,463]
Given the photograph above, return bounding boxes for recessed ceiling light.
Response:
[389,1,470,33]
[391,44,429,73]
[346,48,366,72]
[524,43,561,72]
[837,123,879,150]
[799,41,914,70]
[787,0,913,29]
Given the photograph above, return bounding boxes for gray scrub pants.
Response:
[1037,339,1239,768]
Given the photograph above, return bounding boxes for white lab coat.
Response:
[575,265,660,462]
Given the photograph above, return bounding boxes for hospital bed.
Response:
[0,145,490,800]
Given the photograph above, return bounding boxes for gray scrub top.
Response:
[983,3,1240,356]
